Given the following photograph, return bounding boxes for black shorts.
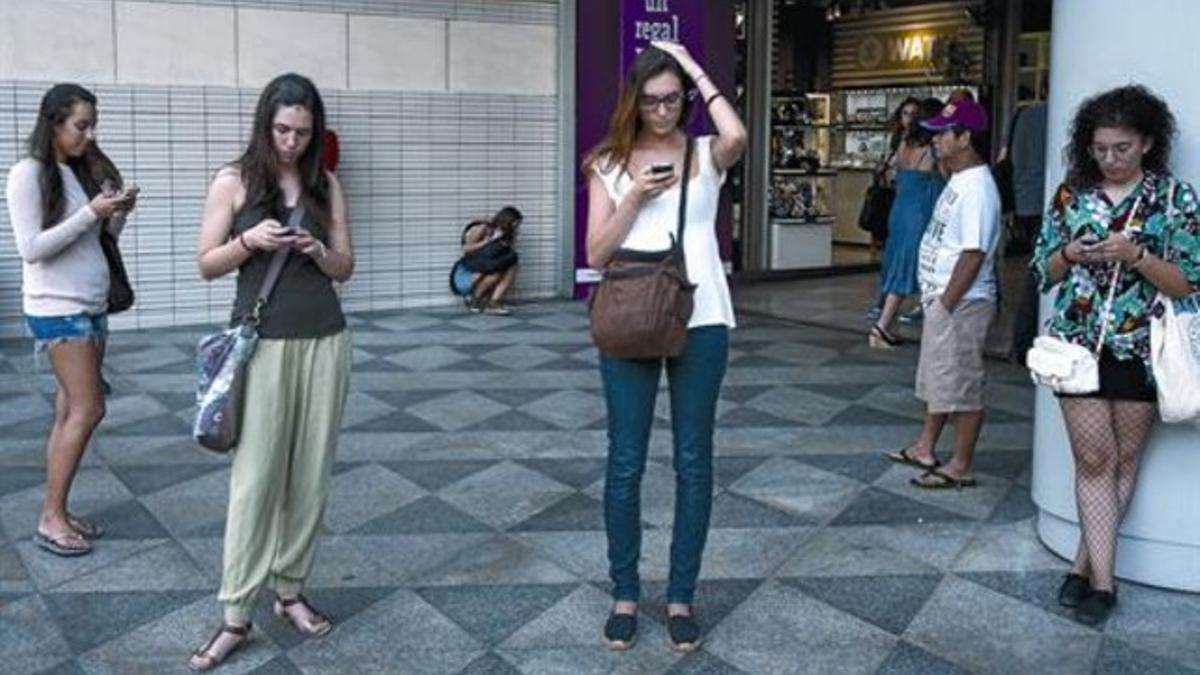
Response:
[1057,347,1157,403]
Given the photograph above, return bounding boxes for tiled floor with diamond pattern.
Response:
[1,301,1197,674]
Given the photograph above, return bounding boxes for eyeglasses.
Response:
[638,92,684,111]
[1089,142,1137,162]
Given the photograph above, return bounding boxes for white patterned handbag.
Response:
[1028,196,1139,394]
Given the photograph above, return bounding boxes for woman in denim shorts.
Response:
[6,84,137,557]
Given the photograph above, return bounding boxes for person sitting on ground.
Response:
[454,205,521,314]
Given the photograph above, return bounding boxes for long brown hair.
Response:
[27,83,99,229]
[582,47,695,175]
[235,73,330,224]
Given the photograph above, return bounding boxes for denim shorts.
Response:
[25,313,108,352]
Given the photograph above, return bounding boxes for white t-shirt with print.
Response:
[918,164,1002,303]
[593,135,736,330]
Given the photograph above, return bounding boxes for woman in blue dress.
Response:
[870,97,946,349]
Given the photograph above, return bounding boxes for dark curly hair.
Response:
[903,97,944,147]
[1064,84,1175,189]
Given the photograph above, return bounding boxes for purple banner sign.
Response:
[574,0,724,298]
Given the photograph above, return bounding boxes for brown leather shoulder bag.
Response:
[589,137,697,359]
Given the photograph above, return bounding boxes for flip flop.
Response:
[33,530,92,557]
[910,468,977,490]
[68,514,104,540]
[886,447,941,471]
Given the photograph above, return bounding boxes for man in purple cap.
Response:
[888,98,1002,489]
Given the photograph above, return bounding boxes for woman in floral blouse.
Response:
[1033,85,1200,626]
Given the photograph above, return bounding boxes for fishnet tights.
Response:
[1059,398,1156,591]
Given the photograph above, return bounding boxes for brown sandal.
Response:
[188,622,251,672]
[274,594,333,637]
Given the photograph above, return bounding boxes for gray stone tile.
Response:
[16,538,165,593]
[775,523,978,578]
[0,468,135,540]
[0,541,33,594]
[104,411,193,437]
[107,463,225,497]
[455,651,523,675]
[343,409,446,433]
[138,467,230,538]
[706,580,896,675]
[0,394,51,430]
[664,651,751,675]
[1095,637,1200,675]
[829,487,971,527]
[874,641,973,675]
[779,573,942,635]
[708,492,809,529]
[640,578,763,631]
[956,570,1077,621]
[698,528,812,581]
[49,540,209,593]
[1104,582,1200,670]
[517,389,607,430]
[249,586,398,652]
[415,583,576,646]
[323,463,426,534]
[511,493,605,532]
[0,594,72,674]
[439,461,573,531]
[904,575,1099,675]
[352,496,493,535]
[729,457,866,524]
[77,594,281,675]
[872,464,1011,521]
[407,390,510,432]
[497,584,680,675]
[792,453,893,485]
[712,456,769,488]
[94,394,170,430]
[509,531,612,583]
[287,588,483,675]
[246,656,304,675]
[344,533,495,586]
[0,466,46,499]
[743,386,850,426]
[986,484,1038,523]
[408,535,579,588]
[42,590,208,654]
[479,344,562,371]
[102,346,190,374]
[382,460,500,492]
[337,391,397,430]
[514,458,608,490]
[951,520,1066,573]
[384,344,472,371]
[826,404,922,427]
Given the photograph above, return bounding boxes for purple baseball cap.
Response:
[920,99,989,133]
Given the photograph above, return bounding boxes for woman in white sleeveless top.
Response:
[583,41,746,652]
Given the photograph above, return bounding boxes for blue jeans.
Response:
[599,325,729,605]
[25,312,108,353]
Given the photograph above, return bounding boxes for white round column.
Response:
[1033,0,1200,591]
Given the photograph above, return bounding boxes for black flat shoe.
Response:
[1058,573,1089,608]
[603,612,637,651]
[667,613,702,652]
[1075,589,1117,626]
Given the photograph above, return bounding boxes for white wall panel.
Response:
[116,2,237,86]
[0,0,115,83]
[449,22,556,95]
[349,16,446,92]
[237,8,347,90]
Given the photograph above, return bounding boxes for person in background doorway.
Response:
[885,99,1001,493]
[867,97,921,322]
[6,83,137,557]
[1032,85,1200,626]
[1007,100,1049,364]
[870,97,945,349]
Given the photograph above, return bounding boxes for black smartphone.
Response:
[1078,233,1101,248]
[119,185,140,203]
[650,162,674,175]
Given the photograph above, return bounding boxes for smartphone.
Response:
[650,162,674,175]
[1078,234,1101,248]
[118,185,140,203]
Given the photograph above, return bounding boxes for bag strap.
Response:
[1093,193,1142,354]
[673,136,695,256]
[248,204,305,325]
